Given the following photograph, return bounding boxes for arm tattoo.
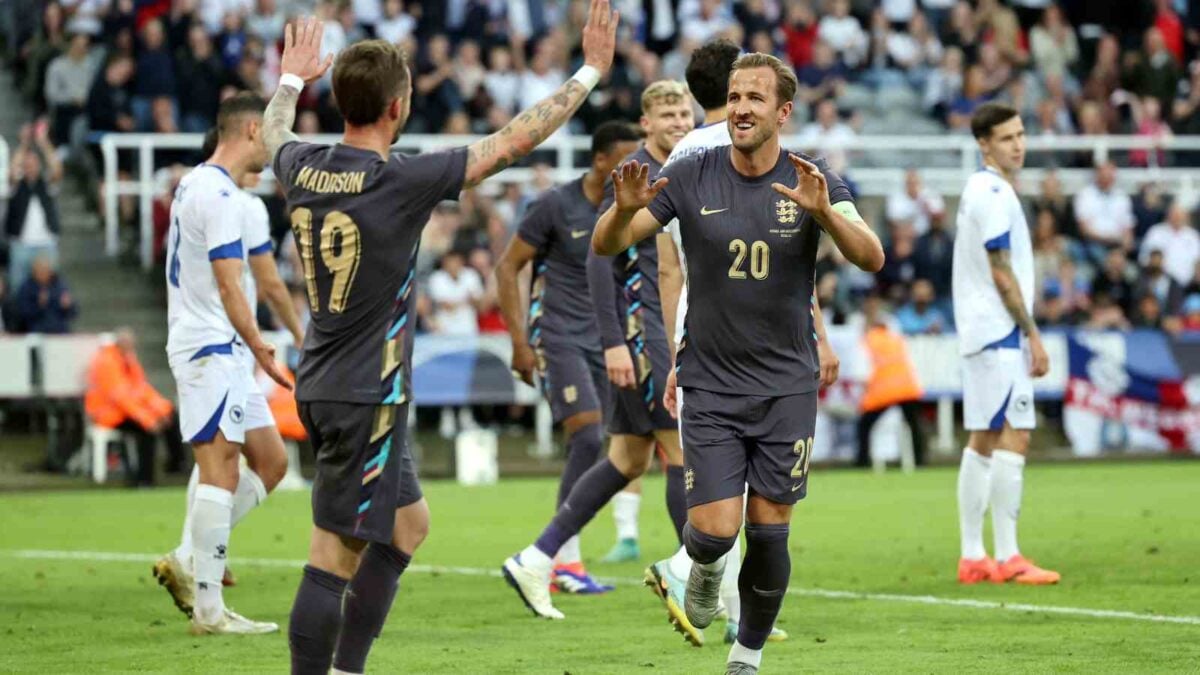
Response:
[263,85,301,165]
[464,79,589,189]
[988,248,1037,336]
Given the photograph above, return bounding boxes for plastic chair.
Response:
[86,423,135,484]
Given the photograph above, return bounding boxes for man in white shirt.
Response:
[1140,203,1200,286]
[426,249,484,335]
[887,168,945,237]
[796,99,857,174]
[1072,160,1135,259]
[5,123,63,290]
[952,102,1059,587]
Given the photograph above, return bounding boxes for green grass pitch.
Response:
[2,461,1198,673]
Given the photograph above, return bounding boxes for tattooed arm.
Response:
[264,85,301,165]
[462,0,617,189]
[988,247,1050,376]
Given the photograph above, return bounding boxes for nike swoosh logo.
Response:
[751,585,786,598]
[791,484,804,492]
[700,207,728,216]
[571,230,589,239]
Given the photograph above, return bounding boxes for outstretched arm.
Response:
[463,0,618,189]
[264,17,334,164]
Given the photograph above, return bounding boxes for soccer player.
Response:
[262,7,618,672]
[495,119,642,594]
[593,53,883,674]
[584,80,695,567]
[154,126,305,622]
[161,96,296,635]
[952,103,1060,586]
[644,39,839,648]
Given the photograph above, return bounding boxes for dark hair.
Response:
[970,102,1020,140]
[200,127,219,158]
[686,39,740,110]
[332,40,411,126]
[591,120,642,156]
[216,92,266,140]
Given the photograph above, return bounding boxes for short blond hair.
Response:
[641,80,690,114]
[730,53,798,107]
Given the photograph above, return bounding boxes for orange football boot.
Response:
[957,557,1000,584]
[996,554,1060,585]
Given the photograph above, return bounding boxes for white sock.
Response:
[990,449,1025,563]
[175,465,200,570]
[719,537,742,621]
[957,448,992,560]
[728,640,763,668]
[231,467,268,527]
[556,535,582,565]
[519,544,553,574]
[192,484,233,624]
[612,490,641,541]
[668,544,692,579]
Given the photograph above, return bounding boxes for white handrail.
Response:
[96,132,1200,269]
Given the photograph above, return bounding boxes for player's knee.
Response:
[392,500,431,555]
[256,450,288,492]
[683,523,738,565]
[608,435,654,479]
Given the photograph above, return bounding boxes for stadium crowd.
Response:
[3,0,1200,341]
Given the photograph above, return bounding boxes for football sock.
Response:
[533,458,630,558]
[737,524,790,651]
[720,537,743,621]
[957,448,992,560]
[667,544,692,579]
[556,536,582,565]
[556,423,603,507]
[289,565,348,675]
[333,544,411,674]
[175,464,200,568]
[191,484,232,624]
[665,464,688,543]
[612,490,641,542]
[683,523,736,568]
[231,467,268,527]
[728,640,764,669]
[990,449,1025,562]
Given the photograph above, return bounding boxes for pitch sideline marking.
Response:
[7,549,1200,627]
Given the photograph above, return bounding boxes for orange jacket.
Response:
[268,371,307,441]
[85,344,173,430]
[859,325,923,413]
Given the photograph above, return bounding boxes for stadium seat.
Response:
[85,423,135,484]
[455,429,498,486]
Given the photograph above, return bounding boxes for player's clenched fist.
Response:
[612,160,668,214]
[580,0,619,75]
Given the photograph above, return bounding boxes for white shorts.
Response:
[171,344,273,445]
[962,345,1035,432]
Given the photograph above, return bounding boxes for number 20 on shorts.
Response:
[791,436,814,479]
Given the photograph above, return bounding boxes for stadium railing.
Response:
[0,134,9,200]
[99,133,1200,270]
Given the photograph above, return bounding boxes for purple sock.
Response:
[534,458,629,557]
[333,544,411,673]
[556,423,603,507]
[289,565,348,675]
[738,524,791,650]
[665,464,688,544]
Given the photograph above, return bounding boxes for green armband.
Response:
[831,201,863,222]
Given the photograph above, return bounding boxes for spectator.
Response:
[454,40,488,120]
[468,248,505,333]
[976,43,1012,96]
[781,1,820,69]
[376,0,416,45]
[1031,208,1069,300]
[84,328,185,485]
[796,99,856,174]
[18,1,69,111]
[895,278,947,335]
[855,293,926,468]
[876,226,917,300]
[1140,204,1200,286]
[1179,294,1200,333]
[15,255,76,333]
[87,53,136,133]
[1073,160,1135,260]
[0,277,14,332]
[1090,248,1136,316]
[1028,4,1078,82]
[817,0,868,68]
[923,46,963,119]
[1129,96,1173,167]
[517,37,565,111]
[1083,33,1121,109]
[175,24,226,133]
[5,123,63,289]
[1152,0,1184,64]
[1029,169,1076,239]
[246,0,285,42]
[977,0,1028,67]
[947,64,990,130]
[913,205,954,304]
[426,249,484,336]
[132,19,176,132]
[1131,293,1179,332]
[1084,290,1132,330]
[411,33,463,133]
[43,31,98,146]
[940,0,979,63]
[1183,260,1200,298]
[680,0,735,44]
[887,168,945,237]
[1038,285,1083,327]
[1133,249,1184,316]
[796,40,848,113]
[1126,27,1182,113]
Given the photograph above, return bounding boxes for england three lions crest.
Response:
[775,199,799,225]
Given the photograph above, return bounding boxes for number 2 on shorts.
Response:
[791,436,813,479]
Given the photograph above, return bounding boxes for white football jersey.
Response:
[662,121,732,345]
[240,191,273,313]
[952,166,1034,356]
[166,164,248,362]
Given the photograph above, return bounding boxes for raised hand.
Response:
[771,154,831,217]
[612,160,668,213]
[580,0,619,75]
[281,17,334,83]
